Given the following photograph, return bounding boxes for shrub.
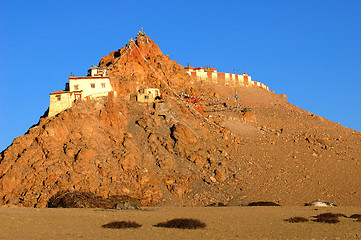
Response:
[248,202,280,206]
[102,221,142,229]
[284,217,309,223]
[350,214,361,219]
[315,218,340,224]
[154,218,206,229]
[313,213,345,224]
[315,213,346,219]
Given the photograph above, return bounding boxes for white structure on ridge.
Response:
[48,66,115,117]
[184,65,269,91]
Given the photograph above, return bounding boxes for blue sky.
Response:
[1,0,360,151]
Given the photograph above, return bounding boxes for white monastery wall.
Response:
[184,66,268,91]
[48,92,73,117]
[88,91,113,99]
[48,67,115,117]
[69,77,112,98]
[90,68,107,77]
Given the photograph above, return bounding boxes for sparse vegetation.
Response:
[312,212,346,224]
[284,217,309,223]
[102,221,142,229]
[154,218,206,229]
[248,202,281,206]
[350,214,361,219]
[315,213,347,219]
[315,218,340,223]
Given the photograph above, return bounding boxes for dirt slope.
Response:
[1,32,360,207]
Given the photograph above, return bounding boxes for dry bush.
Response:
[47,190,140,208]
[315,213,347,219]
[154,218,206,229]
[248,202,280,206]
[350,214,361,219]
[315,218,340,223]
[102,221,142,229]
[284,217,309,223]
[312,212,345,224]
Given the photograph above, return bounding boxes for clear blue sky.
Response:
[1,0,360,151]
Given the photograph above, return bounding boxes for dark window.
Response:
[56,95,61,101]
[144,95,149,99]
[91,83,95,88]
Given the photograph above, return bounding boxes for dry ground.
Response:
[1,206,361,239]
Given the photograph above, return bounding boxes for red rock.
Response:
[0,32,361,208]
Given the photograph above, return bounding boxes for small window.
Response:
[56,95,61,101]
[91,83,95,88]
[144,95,149,99]
[74,85,79,90]
[101,83,106,88]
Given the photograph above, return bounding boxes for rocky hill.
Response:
[1,32,361,207]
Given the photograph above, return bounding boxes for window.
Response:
[74,85,79,90]
[101,83,106,88]
[56,95,61,101]
[91,83,95,88]
[144,95,149,99]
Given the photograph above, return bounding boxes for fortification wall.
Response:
[184,66,269,91]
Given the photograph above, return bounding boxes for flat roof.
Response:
[50,91,70,95]
[69,76,109,80]
[50,90,83,95]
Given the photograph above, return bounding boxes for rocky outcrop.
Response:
[1,32,361,207]
[98,34,192,99]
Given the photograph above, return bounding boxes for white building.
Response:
[137,88,160,102]
[184,65,270,91]
[48,66,115,117]
[184,65,254,87]
[88,65,107,77]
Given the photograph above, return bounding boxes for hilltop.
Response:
[1,32,360,208]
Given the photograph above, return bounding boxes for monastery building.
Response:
[184,65,269,91]
[48,66,115,117]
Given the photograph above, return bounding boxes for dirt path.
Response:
[1,206,361,239]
